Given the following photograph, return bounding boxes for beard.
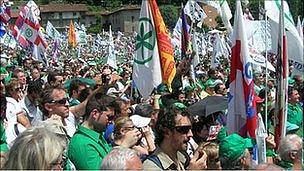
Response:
[92,120,106,133]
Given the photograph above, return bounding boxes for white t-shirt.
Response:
[64,111,77,138]
[5,122,26,147]
[5,97,23,123]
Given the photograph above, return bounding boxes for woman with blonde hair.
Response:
[2,126,65,170]
[4,78,30,147]
[113,116,141,147]
[199,142,221,170]
[113,116,154,159]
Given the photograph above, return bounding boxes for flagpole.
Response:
[263,7,268,164]
[264,10,268,134]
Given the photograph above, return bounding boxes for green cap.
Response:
[288,77,295,86]
[205,79,215,88]
[172,102,187,111]
[217,126,228,141]
[219,133,254,162]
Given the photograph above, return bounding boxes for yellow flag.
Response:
[149,0,176,90]
[68,20,77,47]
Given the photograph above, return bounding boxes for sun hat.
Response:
[219,133,254,162]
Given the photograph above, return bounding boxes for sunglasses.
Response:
[175,125,192,134]
[123,125,136,130]
[49,98,69,105]
[13,87,22,92]
[107,114,115,121]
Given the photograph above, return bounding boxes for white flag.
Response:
[191,32,200,67]
[132,0,162,99]
[249,47,275,72]
[184,0,207,27]
[227,0,256,137]
[197,0,232,33]
[32,44,48,66]
[220,0,233,33]
[265,0,303,75]
[107,25,117,69]
[296,16,303,40]
[46,21,61,40]
[211,33,229,68]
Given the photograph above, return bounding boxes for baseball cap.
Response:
[219,133,254,162]
[130,104,154,128]
[205,79,216,88]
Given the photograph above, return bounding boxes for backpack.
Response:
[144,154,164,170]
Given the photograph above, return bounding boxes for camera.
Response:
[101,74,111,84]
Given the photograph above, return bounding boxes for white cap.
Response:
[130,114,151,128]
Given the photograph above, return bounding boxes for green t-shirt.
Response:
[68,125,112,170]
[287,103,303,126]
[0,122,9,152]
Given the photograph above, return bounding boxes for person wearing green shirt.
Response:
[0,94,9,167]
[68,79,87,107]
[287,88,303,137]
[68,94,115,170]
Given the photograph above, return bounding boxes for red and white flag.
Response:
[12,0,46,49]
[274,0,288,146]
[0,3,11,24]
[21,9,47,50]
[227,1,256,138]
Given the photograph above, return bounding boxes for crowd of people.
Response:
[0,29,303,170]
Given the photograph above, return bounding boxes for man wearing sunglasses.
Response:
[68,94,116,170]
[143,107,207,170]
[41,86,92,138]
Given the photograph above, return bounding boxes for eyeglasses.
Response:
[123,126,143,132]
[175,125,192,134]
[49,98,69,105]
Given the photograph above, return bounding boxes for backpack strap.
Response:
[146,154,164,170]
[14,123,20,136]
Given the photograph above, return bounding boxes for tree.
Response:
[159,5,179,30]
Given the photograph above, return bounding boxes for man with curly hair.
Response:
[143,107,207,170]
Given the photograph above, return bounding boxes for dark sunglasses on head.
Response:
[49,98,69,105]
[175,125,192,134]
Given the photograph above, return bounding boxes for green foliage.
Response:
[87,6,102,12]
[288,0,304,22]
[87,16,102,34]
[159,5,179,30]
[108,0,122,7]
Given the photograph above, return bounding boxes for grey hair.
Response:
[100,147,139,170]
[2,126,64,170]
[277,134,302,161]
